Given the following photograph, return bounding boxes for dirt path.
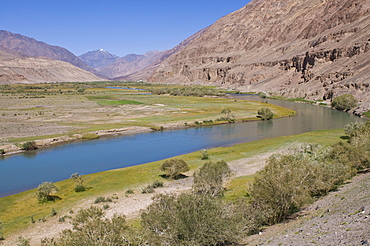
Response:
[2,152,273,245]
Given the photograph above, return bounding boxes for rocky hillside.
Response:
[0,30,98,75]
[78,49,119,68]
[146,0,370,114]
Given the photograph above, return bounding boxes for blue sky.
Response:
[1,0,251,57]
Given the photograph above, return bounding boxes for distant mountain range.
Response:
[0,30,165,83]
[0,0,369,113]
[78,49,119,68]
[79,49,166,79]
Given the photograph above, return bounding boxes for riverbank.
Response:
[0,84,294,156]
[0,128,345,244]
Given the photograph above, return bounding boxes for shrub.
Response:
[160,158,189,180]
[74,185,86,192]
[36,182,59,203]
[16,236,30,246]
[125,189,134,194]
[0,149,4,155]
[200,148,209,160]
[331,94,357,111]
[344,122,365,137]
[141,185,155,194]
[70,173,89,192]
[257,107,274,120]
[141,193,244,246]
[41,206,142,245]
[94,196,106,204]
[21,141,38,151]
[248,142,357,225]
[151,180,163,188]
[192,160,231,197]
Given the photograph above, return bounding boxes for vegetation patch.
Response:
[362,110,370,119]
[97,99,144,106]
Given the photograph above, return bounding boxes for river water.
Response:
[0,95,365,197]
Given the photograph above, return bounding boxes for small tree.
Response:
[70,173,89,192]
[331,94,357,111]
[200,149,209,160]
[36,182,59,203]
[257,107,274,120]
[192,160,231,197]
[221,108,235,122]
[160,159,189,180]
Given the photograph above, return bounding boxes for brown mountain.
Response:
[0,36,102,83]
[0,30,99,75]
[146,0,370,114]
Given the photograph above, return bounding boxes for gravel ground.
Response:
[243,171,370,246]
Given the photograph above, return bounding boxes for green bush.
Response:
[141,193,244,246]
[70,173,89,192]
[151,180,163,188]
[200,148,209,160]
[125,189,134,194]
[331,94,357,111]
[192,160,231,197]
[41,206,142,245]
[74,185,86,192]
[94,197,106,204]
[0,149,4,155]
[257,107,274,120]
[160,158,189,180]
[21,141,38,151]
[36,182,59,203]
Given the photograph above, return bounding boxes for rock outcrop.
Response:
[146,0,370,114]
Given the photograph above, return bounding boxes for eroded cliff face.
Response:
[147,0,370,114]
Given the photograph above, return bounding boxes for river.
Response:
[0,95,365,197]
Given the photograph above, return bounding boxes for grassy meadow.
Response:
[0,82,294,145]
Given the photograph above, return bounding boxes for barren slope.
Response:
[147,0,370,114]
[0,56,102,83]
[0,30,98,75]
